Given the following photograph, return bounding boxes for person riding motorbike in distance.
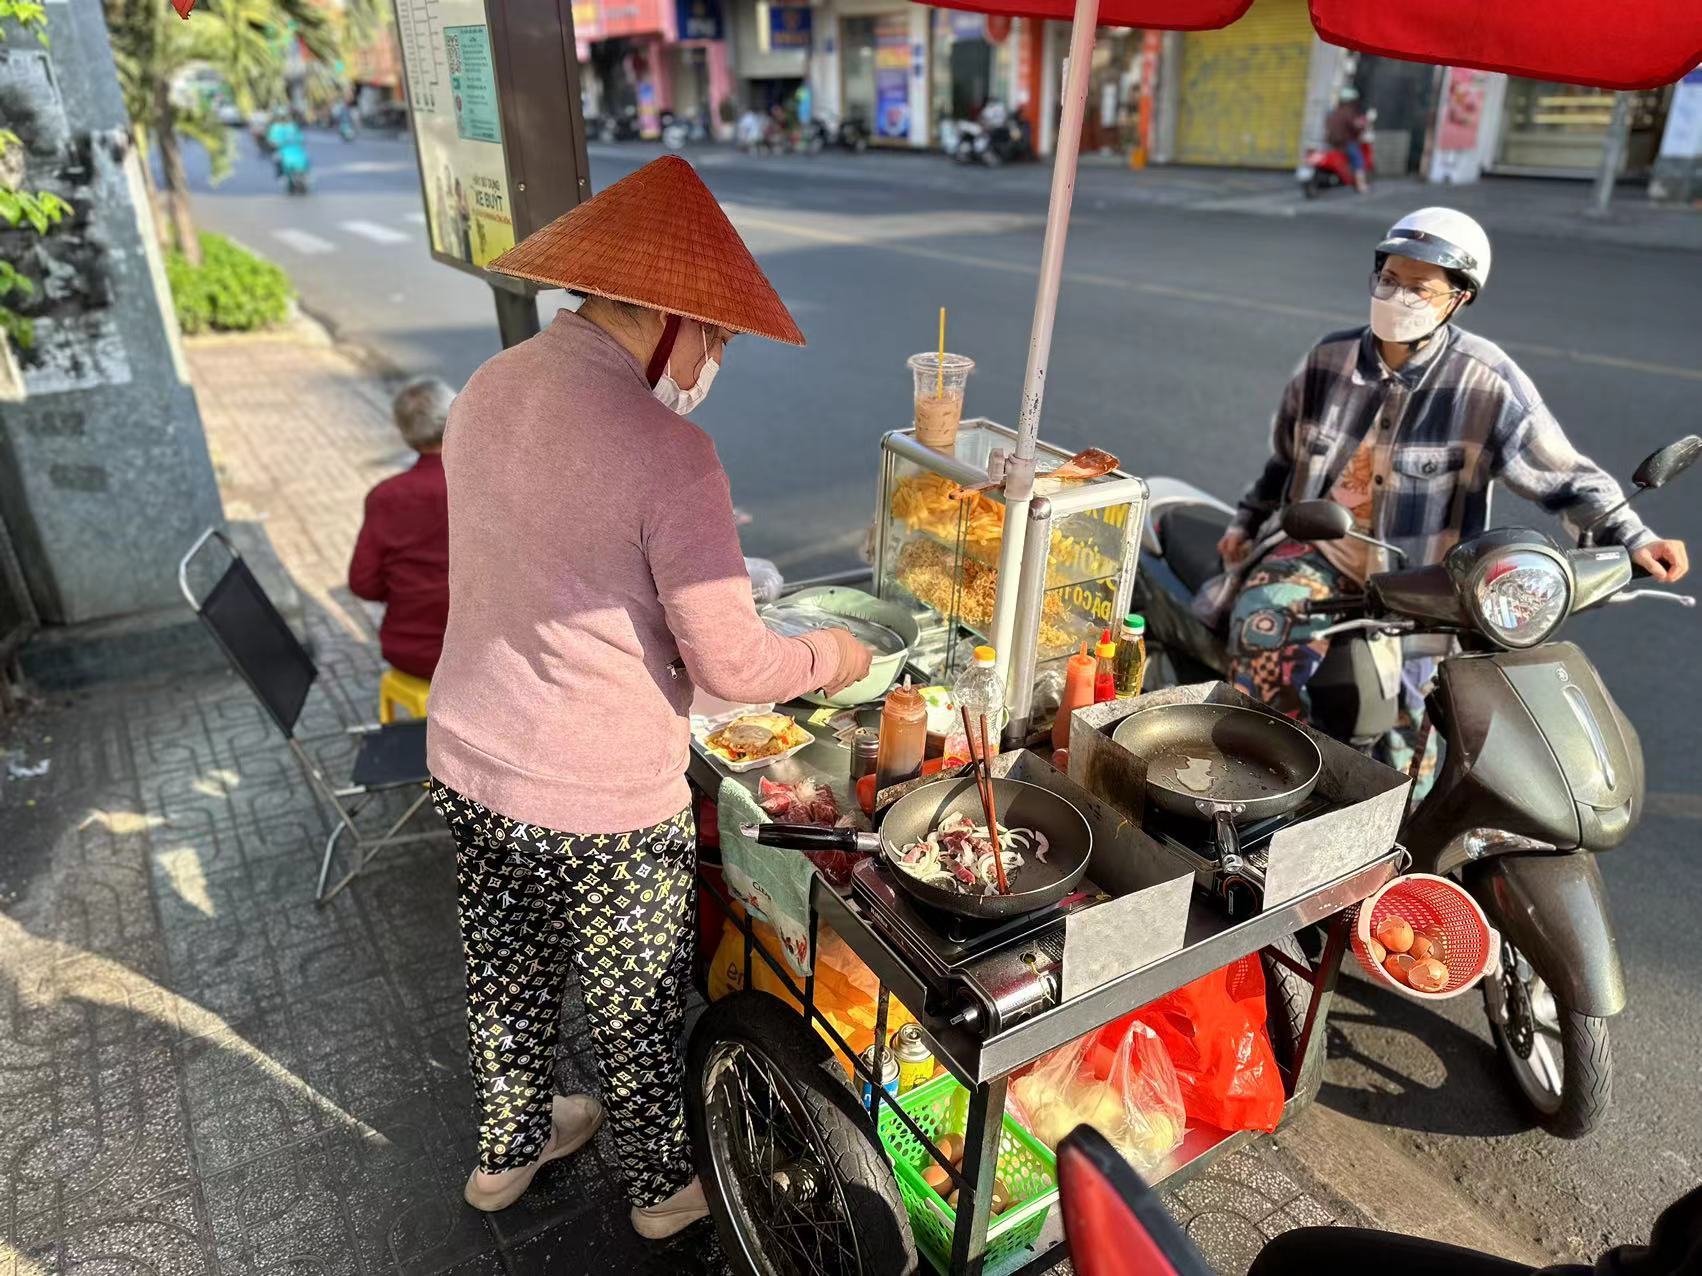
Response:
[1213,207,1688,768]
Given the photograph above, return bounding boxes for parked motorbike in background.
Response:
[593,106,642,144]
[661,107,710,150]
[1299,108,1376,196]
[953,101,1032,166]
[1134,436,1701,1136]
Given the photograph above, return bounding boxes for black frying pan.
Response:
[1111,704,1321,862]
[744,777,1093,920]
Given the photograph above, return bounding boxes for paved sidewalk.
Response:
[1,323,1519,1276]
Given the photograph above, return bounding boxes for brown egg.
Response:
[1374,916,1415,955]
[938,1133,964,1164]
[945,1188,959,1210]
[1366,936,1387,966]
[1383,952,1416,985]
[1418,926,1449,964]
[991,1177,1014,1215]
[1408,932,1436,962]
[1407,958,1450,993]
[923,1161,953,1195]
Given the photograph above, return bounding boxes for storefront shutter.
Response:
[1174,0,1312,168]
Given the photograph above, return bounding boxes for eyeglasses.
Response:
[1369,271,1462,310]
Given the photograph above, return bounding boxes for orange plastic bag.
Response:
[1132,954,1284,1134]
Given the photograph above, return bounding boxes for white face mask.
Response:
[1369,292,1447,345]
[652,328,719,416]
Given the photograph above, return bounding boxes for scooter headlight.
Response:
[1470,550,1572,648]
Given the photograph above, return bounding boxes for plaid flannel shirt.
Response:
[1230,325,1654,571]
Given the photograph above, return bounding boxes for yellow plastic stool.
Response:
[379,668,431,723]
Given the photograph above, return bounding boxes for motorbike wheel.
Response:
[1264,932,1329,1125]
[687,992,919,1276]
[954,139,976,165]
[851,133,868,154]
[1485,938,1612,1138]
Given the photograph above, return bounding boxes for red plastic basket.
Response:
[1350,873,1500,1000]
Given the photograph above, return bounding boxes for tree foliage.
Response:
[0,1,72,351]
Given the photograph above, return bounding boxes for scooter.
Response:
[1298,109,1376,197]
[275,136,311,194]
[1134,436,1701,1136]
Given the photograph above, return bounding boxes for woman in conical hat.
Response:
[424,158,871,1229]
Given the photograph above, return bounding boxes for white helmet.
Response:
[1376,207,1491,301]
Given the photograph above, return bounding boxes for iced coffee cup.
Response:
[908,352,975,451]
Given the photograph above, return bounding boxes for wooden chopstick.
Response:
[973,710,1009,894]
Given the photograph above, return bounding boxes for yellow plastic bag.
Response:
[707,913,918,1075]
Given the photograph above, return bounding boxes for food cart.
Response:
[687,668,1408,1275]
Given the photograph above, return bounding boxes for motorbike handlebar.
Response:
[1300,595,1367,619]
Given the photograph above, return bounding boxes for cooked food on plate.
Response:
[704,712,809,763]
[896,810,1050,896]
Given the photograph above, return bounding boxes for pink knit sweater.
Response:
[426,309,845,833]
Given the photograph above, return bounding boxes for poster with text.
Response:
[395,0,517,271]
[1437,67,1487,153]
[874,13,910,139]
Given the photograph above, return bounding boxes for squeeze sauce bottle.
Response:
[1094,628,1118,703]
[1053,640,1097,752]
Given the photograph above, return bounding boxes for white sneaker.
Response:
[631,1176,710,1239]
[463,1094,605,1212]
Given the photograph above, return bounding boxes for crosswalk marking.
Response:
[403,211,427,224]
[340,219,411,244]
[271,228,336,255]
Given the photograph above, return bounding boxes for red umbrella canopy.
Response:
[919,0,1702,91]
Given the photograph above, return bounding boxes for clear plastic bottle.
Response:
[945,645,1005,762]
[1114,613,1147,698]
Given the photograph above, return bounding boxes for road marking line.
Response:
[271,228,336,255]
[731,210,1702,384]
[403,211,427,224]
[340,219,412,245]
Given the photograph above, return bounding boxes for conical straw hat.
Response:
[488,156,804,346]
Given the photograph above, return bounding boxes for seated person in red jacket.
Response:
[348,378,454,679]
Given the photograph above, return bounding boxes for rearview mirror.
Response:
[1632,435,1702,489]
[1281,500,1352,542]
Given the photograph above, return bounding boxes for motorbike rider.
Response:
[1212,208,1688,776]
[1324,86,1370,193]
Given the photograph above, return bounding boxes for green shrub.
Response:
[167,232,295,334]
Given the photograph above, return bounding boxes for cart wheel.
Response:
[687,992,919,1276]
[1264,933,1328,1125]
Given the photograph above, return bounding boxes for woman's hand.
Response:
[1217,528,1252,568]
[1632,539,1690,583]
[820,630,873,695]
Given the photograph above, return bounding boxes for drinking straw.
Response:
[937,307,946,398]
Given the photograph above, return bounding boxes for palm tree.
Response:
[102,0,374,264]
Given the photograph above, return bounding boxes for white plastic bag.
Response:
[1009,1018,1186,1172]
[745,557,785,606]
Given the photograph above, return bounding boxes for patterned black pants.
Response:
[431,780,698,1208]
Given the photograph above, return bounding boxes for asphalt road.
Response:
[188,130,1702,1265]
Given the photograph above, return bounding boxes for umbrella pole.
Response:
[990,0,1102,679]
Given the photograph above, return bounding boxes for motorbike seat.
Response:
[1157,505,1233,593]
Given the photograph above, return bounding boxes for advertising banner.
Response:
[395,0,517,270]
[769,2,811,50]
[874,13,910,139]
[1437,67,1487,153]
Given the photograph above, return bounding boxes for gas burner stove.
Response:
[1142,794,1335,919]
[850,858,1100,1036]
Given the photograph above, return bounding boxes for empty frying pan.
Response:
[1112,703,1322,863]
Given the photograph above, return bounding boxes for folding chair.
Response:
[178,528,446,904]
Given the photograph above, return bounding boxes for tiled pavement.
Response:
[0,325,1361,1276]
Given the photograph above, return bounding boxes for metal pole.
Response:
[1591,91,1634,218]
[989,0,1101,677]
[492,284,541,347]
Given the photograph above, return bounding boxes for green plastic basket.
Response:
[876,1074,1059,1273]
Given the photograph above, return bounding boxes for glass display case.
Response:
[873,420,1148,702]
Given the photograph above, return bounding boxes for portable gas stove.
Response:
[849,857,1101,1036]
[1142,794,1335,919]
